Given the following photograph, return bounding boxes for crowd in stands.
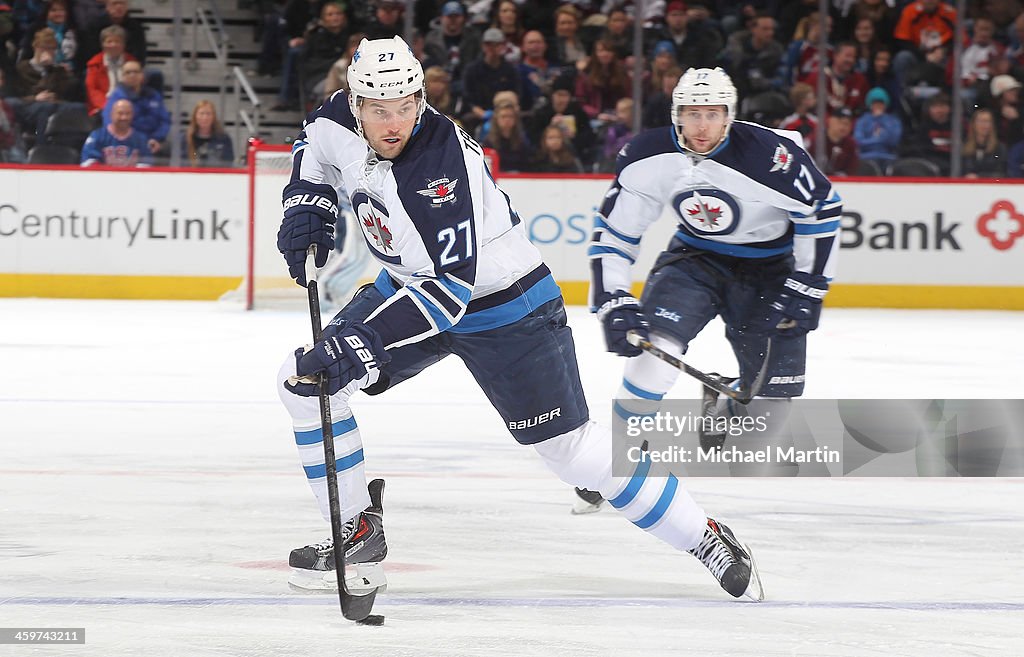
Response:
[244,0,1024,177]
[5,0,1024,177]
[0,0,232,166]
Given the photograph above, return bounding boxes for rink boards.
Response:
[1,165,1022,308]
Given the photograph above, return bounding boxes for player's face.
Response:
[359,95,420,159]
[679,105,728,153]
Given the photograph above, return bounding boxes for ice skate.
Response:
[571,487,605,515]
[688,518,764,602]
[288,478,388,593]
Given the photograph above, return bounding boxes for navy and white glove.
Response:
[761,272,828,337]
[285,320,391,397]
[595,291,649,357]
[277,181,339,286]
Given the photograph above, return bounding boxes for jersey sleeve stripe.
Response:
[587,244,637,263]
[793,220,840,235]
[408,286,456,331]
[595,217,642,245]
[419,279,465,318]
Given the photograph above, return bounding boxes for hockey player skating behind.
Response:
[275,38,763,601]
[587,68,841,493]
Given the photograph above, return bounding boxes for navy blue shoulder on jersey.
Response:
[304,90,359,133]
[614,126,680,175]
[710,122,830,204]
[391,110,477,277]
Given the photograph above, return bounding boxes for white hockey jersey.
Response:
[289,93,560,350]
[589,121,842,304]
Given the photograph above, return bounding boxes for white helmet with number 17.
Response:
[671,67,737,154]
[347,36,426,136]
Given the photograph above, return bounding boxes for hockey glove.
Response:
[595,291,649,357]
[277,181,339,286]
[761,271,828,337]
[286,320,391,397]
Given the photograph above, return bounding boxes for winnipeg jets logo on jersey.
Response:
[673,189,741,235]
[416,177,459,205]
[352,190,401,264]
[770,144,793,173]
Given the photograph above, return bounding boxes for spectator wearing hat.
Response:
[9,27,81,135]
[989,74,1022,145]
[530,73,595,166]
[853,87,902,168]
[823,107,860,176]
[462,26,521,125]
[517,30,557,112]
[647,1,721,72]
[962,107,1006,178]
[902,92,953,175]
[645,40,676,97]
[424,1,480,98]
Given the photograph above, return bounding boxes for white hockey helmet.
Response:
[671,67,737,154]
[347,36,426,134]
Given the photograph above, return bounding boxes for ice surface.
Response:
[1,299,1022,656]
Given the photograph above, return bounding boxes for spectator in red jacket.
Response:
[84,24,136,115]
[806,41,870,115]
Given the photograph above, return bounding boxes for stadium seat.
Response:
[889,157,942,177]
[44,108,97,150]
[856,159,885,176]
[27,144,82,165]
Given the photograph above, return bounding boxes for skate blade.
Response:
[571,499,604,515]
[741,543,765,602]
[287,562,388,594]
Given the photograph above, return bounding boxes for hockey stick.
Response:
[626,331,773,405]
[302,245,380,622]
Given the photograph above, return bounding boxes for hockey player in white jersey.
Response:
[275,38,763,601]
[587,68,841,494]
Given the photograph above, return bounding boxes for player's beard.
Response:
[366,128,411,160]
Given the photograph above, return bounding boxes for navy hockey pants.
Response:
[333,284,590,444]
[640,248,807,397]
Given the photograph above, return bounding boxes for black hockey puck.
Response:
[356,614,385,626]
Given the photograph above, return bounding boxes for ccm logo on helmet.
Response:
[284,194,339,217]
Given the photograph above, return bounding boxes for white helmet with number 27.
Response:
[347,36,426,135]
[671,67,737,154]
